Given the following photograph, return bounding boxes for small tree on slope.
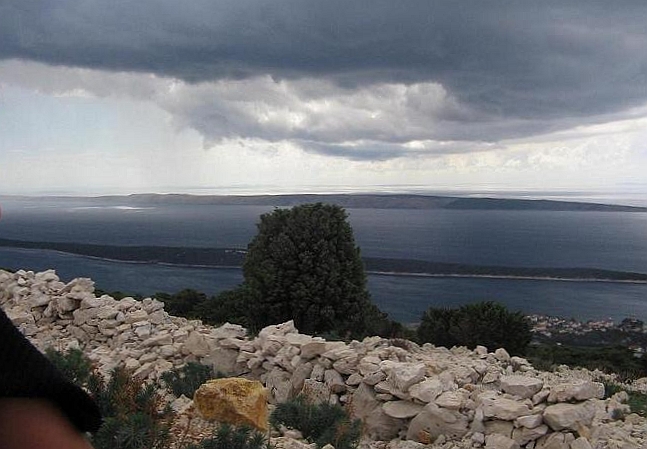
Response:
[417,301,532,355]
[242,203,382,337]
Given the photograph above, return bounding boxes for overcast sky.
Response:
[1,1,647,199]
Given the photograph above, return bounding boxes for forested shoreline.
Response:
[2,238,646,283]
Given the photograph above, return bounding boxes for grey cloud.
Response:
[1,1,647,155]
[301,140,492,162]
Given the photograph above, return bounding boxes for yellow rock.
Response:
[194,378,269,431]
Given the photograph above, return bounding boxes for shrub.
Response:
[270,396,361,449]
[417,301,531,355]
[161,362,219,398]
[241,203,380,338]
[604,382,647,417]
[46,348,174,449]
[46,346,93,386]
[155,289,207,319]
[95,289,143,301]
[88,366,174,449]
[185,423,271,449]
[194,288,255,328]
[527,344,647,380]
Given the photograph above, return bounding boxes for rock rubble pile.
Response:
[2,268,647,449]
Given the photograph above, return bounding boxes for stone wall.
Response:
[2,269,646,449]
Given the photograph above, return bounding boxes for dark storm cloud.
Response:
[2,0,647,150]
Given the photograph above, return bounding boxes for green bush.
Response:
[155,289,207,319]
[88,366,174,449]
[270,396,361,449]
[604,382,647,417]
[46,348,174,449]
[241,203,381,338]
[417,301,531,355]
[161,362,219,398]
[527,344,647,380]
[46,347,94,386]
[185,423,271,449]
[194,288,255,328]
[95,289,143,301]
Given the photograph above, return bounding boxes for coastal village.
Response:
[529,315,647,355]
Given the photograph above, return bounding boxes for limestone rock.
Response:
[381,361,426,394]
[485,433,520,449]
[543,401,596,431]
[480,395,532,421]
[434,390,465,410]
[300,341,327,359]
[382,400,424,419]
[501,375,544,399]
[194,378,268,431]
[547,381,605,403]
[494,348,511,362]
[406,403,469,443]
[324,369,346,394]
[409,378,443,403]
[570,437,593,449]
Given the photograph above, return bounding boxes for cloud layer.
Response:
[2,1,647,161]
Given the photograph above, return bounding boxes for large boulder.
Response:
[543,401,596,432]
[194,378,269,431]
[501,375,544,399]
[406,403,469,443]
[547,381,605,403]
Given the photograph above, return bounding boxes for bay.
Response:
[1,197,646,324]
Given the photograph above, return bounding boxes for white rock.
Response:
[512,424,548,445]
[381,361,427,393]
[543,401,596,431]
[409,378,444,403]
[516,413,544,429]
[501,375,544,399]
[480,396,532,420]
[382,400,424,419]
[324,369,346,394]
[125,309,149,324]
[494,348,511,362]
[406,402,469,443]
[300,341,327,359]
[434,391,464,410]
[485,433,520,449]
[570,437,593,449]
[547,381,605,403]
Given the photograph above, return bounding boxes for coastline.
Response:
[367,270,647,284]
[3,244,647,285]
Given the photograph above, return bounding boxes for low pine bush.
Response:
[270,396,361,449]
[161,361,219,398]
[89,366,174,449]
[605,382,647,417]
[45,347,93,386]
[46,348,174,449]
[185,423,270,449]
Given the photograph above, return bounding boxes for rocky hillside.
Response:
[2,268,647,449]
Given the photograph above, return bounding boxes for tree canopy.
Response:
[417,301,532,355]
[242,203,381,337]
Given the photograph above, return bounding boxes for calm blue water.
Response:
[1,198,646,323]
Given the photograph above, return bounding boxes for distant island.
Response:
[2,238,646,284]
[2,193,646,212]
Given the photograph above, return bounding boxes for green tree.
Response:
[417,301,531,355]
[241,203,380,337]
[155,289,207,319]
[194,288,253,328]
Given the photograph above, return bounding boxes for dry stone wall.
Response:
[2,269,647,449]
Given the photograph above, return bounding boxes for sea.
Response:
[1,193,646,324]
